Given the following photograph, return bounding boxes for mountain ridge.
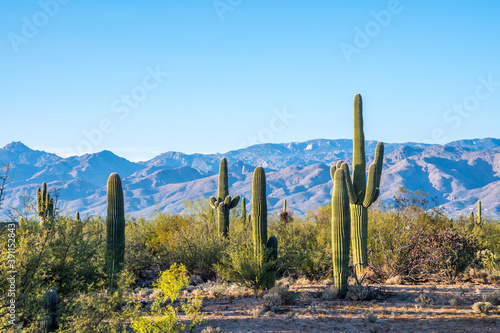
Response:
[1,138,499,218]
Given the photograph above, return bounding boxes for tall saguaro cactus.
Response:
[252,167,278,283]
[209,158,240,237]
[105,173,125,293]
[343,94,384,277]
[252,167,268,262]
[330,166,351,297]
[37,182,54,228]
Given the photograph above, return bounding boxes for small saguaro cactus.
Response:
[75,211,80,221]
[209,158,240,237]
[105,173,126,293]
[241,197,249,222]
[37,182,54,228]
[341,94,384,277]
[40,288,58,332]
[477,201,482,226]
[252,167,278,275]
[279,198,293,224]
[330,165,351,297]
[469,211,475,226]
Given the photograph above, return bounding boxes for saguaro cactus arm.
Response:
[363,164,378,208]
[209,196,218,209]
[341,163,358,204]
[228,195,240,209]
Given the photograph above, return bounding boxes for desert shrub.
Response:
[368,188,450,280]
[57,269,141,332]
[279,210,293,224]
[198,280,231,298]
[261,285,297,306]
[385,275,403,285]
[321,286,339,300]
[270,210,331,278]
[409,227,480,280]
[145,212,193,264]
[366,312,378,323]
[131,263,205,333]
[143,206,228,278]
[345,285,378,301]
[476,249,499,272]
[0,214,106,329]
[472,219,500,258]
[415,293,437,307]
[216,242,277,293]
[472,301,493,314]
[484,290,500,305]
[125,217,158,278]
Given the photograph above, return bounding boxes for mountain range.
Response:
[0,138,499,219]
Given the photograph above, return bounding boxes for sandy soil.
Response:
[191,283,500,333]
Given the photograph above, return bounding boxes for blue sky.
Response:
[1,0,499,161]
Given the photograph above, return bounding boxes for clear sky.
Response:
[1,0,499,161]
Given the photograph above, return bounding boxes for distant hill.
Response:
[1,138,499,218]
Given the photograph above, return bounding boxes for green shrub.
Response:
[368,188,451,280]
[131,263,204,333]
[0,215,105,329]
[216,242,277,293]
[125,217,158,279]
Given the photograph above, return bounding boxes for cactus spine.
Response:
[344,94,384,277]
[105,173,125,293]
[251,167,278,277]
[330,166,351,297]
[40,289,57,332]
[37,182,54,228]
[209,158,240,237]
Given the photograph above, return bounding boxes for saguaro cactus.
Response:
[209,158,240,237]
[241,197,248,222]
[469,211,475,226]
[477,201,482,226]
[252,167,278,274]
[342,94,384,277]
[37,182,54,228]
[252,167,268,262]
[330,166,351,297]
[40,289,57,332]
[105,173,125,293]
[283,199,287,214]
[75,211,80,221]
